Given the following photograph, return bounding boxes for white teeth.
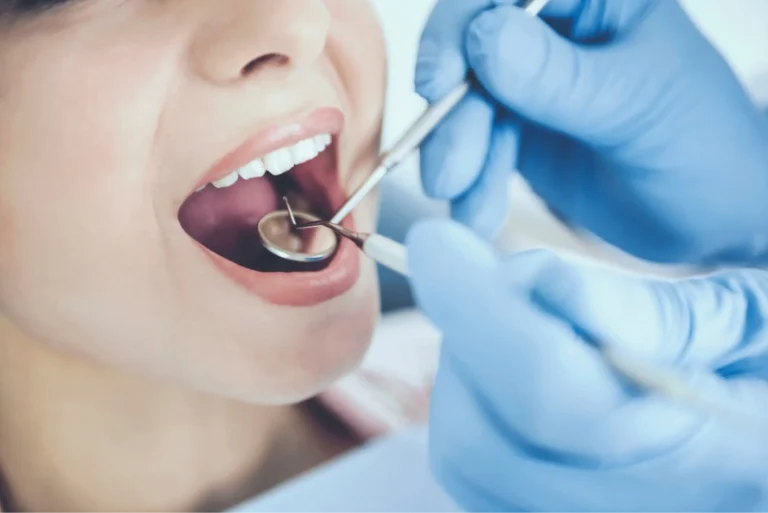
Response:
[291,140,319,165]
[238,158,266,180]
[212,170,239,189]
[262,151,281,175]
[278,148,294,172]
[264,148,293,175]
[314,134,331,153]
[206,132,332,188]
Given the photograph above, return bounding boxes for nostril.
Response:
[241,53,290,77]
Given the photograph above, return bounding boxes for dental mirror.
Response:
[258,202,339,264]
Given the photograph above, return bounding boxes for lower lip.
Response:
[200,216,360,307]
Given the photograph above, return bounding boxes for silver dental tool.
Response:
[278,225,768,437]
[329,0,551,226]
[258,209,336,264]
[295,220,408,276]
[259,197,409,274]
[258,0,552,264]
[289,207,768,434]
[250,0,768,434]
[269,210,768,435]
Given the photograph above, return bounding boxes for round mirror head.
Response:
[258,210,338,263]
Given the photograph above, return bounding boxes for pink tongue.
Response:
[178,176,279,266]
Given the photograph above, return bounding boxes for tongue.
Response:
[179,176,279,267]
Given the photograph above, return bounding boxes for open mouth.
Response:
[177,108,362,307]
[179,132,345,274]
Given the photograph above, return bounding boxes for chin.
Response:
[278,264,380,403]
[159,105,387,404]
[198,255,381,406]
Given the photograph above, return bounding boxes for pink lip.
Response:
[184,106,361,307]
[195,107,345,192]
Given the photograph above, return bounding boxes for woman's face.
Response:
[0,0,387,404]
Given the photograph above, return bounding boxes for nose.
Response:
[190,0,331,85]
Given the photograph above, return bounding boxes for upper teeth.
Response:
[209,133,332,190]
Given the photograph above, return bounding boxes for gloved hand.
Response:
[407,219,768,511]
[415,0,768,265]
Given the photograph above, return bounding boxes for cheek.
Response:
[0,31,183,363]
[0,4,386,405]
[330,0,387,78]
[326,0,387,145]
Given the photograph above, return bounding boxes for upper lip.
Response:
[192,106,345,193]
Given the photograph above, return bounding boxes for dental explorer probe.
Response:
[262,197,410,274]
[258,0,552,265]
[328,0,552,225]
[296,217,768,435]
[296,219,408,276]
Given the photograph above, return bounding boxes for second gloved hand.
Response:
[416,0,768,264]
[407,219,768,511]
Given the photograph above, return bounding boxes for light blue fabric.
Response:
[230,427,459,512]
[406,219,768,511]
[415,0,768,265]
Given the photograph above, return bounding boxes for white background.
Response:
[368,0,768,274]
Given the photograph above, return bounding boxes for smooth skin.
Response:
[0,0,387,510]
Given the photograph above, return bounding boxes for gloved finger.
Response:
[407,221,701,461]
[433,349,768,511]
[515,128,651,254]
[465,5,632,146]
[430,350,622,512]
[429,353,528,512]
[496,249,768,456]
[406,219,501,302]
[413,0,578,103]
[535,0,662,41]
[419,90,494,199]
[413,224,768,509]
[416,0,656,103]
[511,250,768,371]
[450,116,519,239]
[415,0,492,103]
[516,127,708,262]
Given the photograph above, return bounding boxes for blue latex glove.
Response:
[407,219,768,511]
[415,0,768,264]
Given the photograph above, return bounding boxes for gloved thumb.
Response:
[405,219,510,330]
[466,5,619,142]
[518,252,768,370]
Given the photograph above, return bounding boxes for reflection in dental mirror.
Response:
[258,210,338,263]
